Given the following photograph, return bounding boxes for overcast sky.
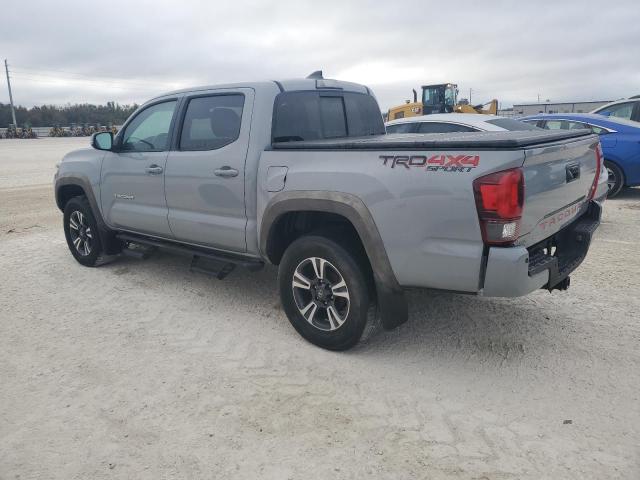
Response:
[2,0,639,110]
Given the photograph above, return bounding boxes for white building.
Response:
[512,100,612,116]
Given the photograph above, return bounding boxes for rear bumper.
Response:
[482,201,602,297]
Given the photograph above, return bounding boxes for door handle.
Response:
[146,164,163,175]
[214,166,239,178]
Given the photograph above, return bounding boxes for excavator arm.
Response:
[454,99,498,115]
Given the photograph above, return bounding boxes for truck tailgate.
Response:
[518,134,600,247]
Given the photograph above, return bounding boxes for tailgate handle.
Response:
[566,163,580,183]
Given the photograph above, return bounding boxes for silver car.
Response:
[385,113,541,134]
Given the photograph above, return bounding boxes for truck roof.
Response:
[150,77,371,102]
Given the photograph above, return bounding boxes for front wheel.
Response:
[63,196,105,266]
[605,161,625,198]
[278,235,374,351]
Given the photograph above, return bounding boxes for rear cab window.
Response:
[272,91,384,142]
[318,97,347,138]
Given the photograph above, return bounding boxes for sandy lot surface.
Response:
[1,138,639,479]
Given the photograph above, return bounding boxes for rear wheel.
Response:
[278,235,375,351]
[63,196,105,266]
[605,161,625,198]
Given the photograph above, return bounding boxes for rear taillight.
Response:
[473,168,525,245]
[588,143,602,201]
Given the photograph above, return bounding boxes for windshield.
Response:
[422,85,457,107]
[423,86,440,106]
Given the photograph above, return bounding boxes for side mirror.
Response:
[599,110,612,117]
[92,131,113,151]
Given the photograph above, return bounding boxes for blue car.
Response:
[520,113,640,197]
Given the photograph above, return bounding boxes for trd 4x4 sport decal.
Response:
[380,154,480,172]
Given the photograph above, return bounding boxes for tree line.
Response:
[0,101,139,127]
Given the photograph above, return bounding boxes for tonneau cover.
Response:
[272,129,593,150]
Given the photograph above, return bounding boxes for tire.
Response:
[63,196,106,267]
[278,235,375,351]
[605,161,625,198]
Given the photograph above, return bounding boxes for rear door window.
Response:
[588,124,610,135]
[567,121,588,130]
[520,119,542,128]
[542,120,588,131]
[543,120,568,130]
[179,94,244,151]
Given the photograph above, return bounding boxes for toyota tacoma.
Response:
[54,72,608,350]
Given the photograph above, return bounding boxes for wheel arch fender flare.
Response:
[55,176,103,221]
[55,176,119,253]
[260,191,407,330]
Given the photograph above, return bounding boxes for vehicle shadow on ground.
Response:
[610,186,640,200]
[104,252,560,363]
[359,288,555,362]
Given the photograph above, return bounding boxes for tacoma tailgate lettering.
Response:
[538,203,582,231]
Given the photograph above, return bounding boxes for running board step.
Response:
[122,244,157,259]
[190,255,235,280]
[115,233,264,277]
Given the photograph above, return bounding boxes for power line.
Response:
[12,65,180,89]
[12,69,172,89]
[11,72,167,90]
[15,65,157,81]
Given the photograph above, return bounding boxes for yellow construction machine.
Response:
[387,83,498,120]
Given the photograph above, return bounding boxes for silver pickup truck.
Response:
[54,73,608,350]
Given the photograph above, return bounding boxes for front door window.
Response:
[121,101,177,152]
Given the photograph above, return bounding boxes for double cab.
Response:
[55,73,608,350]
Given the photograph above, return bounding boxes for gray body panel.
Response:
[258,139,606,293]
[518,136,600,246]
[259,147,518,292]
[164,87,256,252]
[55,78,606,299]
[482,246,549,297]
[100,149,173,237]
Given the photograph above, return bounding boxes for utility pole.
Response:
[537,93,540,103]
[469,88,472,103]
[4,59,17,126]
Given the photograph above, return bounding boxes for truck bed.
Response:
[262,127,602,293]
[271,129,593,150]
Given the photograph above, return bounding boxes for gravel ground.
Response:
[1,138,639,479]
